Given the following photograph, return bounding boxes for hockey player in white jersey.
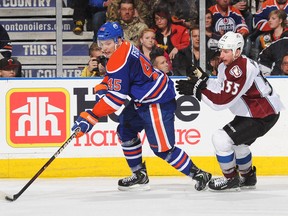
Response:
[176,31,284,191]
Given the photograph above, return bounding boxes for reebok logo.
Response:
[6,88,70,147]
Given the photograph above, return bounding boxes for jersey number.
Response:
[224,81,240,95]
[107,78,122,91]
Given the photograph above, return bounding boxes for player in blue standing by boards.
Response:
[72,21,212,191]
[176,31,284,191]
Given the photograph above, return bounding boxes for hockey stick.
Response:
[4,127,80,202]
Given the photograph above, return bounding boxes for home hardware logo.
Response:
[6,88,70,147]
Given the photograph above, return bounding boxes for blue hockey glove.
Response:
[72,110,99,138]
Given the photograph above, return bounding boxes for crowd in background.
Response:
[72,0,288,77]
[0,0,288,77]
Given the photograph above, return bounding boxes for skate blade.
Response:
[118,184,151,191]
[240,185,256,190]
[208,187,241,192]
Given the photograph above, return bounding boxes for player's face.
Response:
[219,49,234,65]
[140,31,155,49]
[154,56,169,74]
[98,39,117,58]
[0,68,17,77]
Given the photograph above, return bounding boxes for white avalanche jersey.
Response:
[202,55,284,118]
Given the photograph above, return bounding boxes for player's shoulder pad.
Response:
[106,41,131,73]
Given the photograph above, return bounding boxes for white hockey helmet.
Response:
[218,31,244,57]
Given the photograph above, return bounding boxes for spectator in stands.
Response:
[72,0,89,35]
[231,0,254,33]
[72,0,112,41]
[0,57,22,78]
[258,37,288,75]
[180,26,216,75]
[149,46,173,76]
[205,9,222,76]
[138,28,172,71]
[208,50,221,76]
[90,0,113,41]
[107,0,150,26]
[248,0,288,59]
[209,0,250,37]
[259,9,288,49]
[205,9,221,75]
[81,42,106,77]
[152,4,190,76]
[0,24,12,58]
[253,0,288,33]
[280,53,288,75]
[195,0,217,10]
[153,0,199,29]
[205,9,222,52]
[117,0,148,47]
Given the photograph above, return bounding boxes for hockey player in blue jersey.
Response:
[72,21,212,191]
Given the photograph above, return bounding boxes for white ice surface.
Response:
[1,176,288,216]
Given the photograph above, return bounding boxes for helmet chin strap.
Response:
[114,39,123,50]
[233,49,241,61]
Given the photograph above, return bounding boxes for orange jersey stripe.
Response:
[174,154,188,169]
[92,99,117,118]
[151,104,170,152]
[147,75,167,99]
[106,92,125,105]
[124,149,142,156]
[94,83,108,93]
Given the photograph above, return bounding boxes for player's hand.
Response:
[188,65,208,80]
[72,110,99,138]
[176,77,207,101]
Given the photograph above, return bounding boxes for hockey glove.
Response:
[176,77,205,101]
[177,65,209,101]
[187,65,209,81]
[72,110,99,138]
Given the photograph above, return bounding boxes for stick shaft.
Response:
[7,128,79,201]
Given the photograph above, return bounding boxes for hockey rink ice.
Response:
[0,176,288,216]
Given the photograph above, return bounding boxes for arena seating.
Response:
[0,0,94,77]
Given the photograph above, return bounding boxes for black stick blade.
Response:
[5,195,15,202]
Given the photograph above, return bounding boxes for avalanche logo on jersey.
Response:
[229,65,242,78]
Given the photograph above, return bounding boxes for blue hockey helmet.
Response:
[97,22,124,43]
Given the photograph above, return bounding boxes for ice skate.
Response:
[240,166,257,189]
[208,175,241,192]
[118,163,150,191]
[191,166,212,191]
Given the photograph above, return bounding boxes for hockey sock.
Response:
[121,137,143,172]
[154,146,192,176]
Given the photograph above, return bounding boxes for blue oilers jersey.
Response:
[92,41,176,117]
[209,5,249,34]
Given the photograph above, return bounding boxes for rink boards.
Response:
[0,77,287,178]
